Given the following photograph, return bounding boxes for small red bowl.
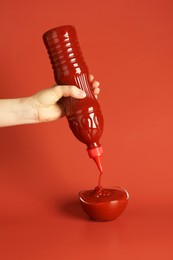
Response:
[79,186,129,221]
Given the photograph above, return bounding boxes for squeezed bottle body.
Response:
[43,25,104,161]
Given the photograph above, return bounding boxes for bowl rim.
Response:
[79,186,130,204]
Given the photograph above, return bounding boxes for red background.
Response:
[0,0,173,259]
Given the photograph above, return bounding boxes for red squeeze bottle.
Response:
[43,25,104,172]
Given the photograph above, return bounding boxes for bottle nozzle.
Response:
[87,146,103,172]
[93,156,103,173]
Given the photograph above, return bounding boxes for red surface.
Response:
[0,0,173,259]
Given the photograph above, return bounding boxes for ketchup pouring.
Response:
[43,25,129,221]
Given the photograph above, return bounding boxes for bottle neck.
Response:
[87,145,103,158]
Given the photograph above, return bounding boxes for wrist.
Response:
[17,96,39,124]
[0,97,38,127]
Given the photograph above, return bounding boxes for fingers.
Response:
[93,87,100,97]
[89,74,94,82]
[89,74,100,99]
[92,80,100,89]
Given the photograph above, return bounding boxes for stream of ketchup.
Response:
[84,157,127,204]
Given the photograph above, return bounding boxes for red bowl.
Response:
[79,186,129,221]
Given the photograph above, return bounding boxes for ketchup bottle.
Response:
[43,25,104,172]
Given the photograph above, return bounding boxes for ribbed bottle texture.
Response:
[43,25,104,151]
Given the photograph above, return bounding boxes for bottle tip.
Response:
[93,156,103,173]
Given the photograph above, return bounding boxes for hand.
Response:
[32,74,100,123]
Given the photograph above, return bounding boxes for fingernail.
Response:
[78,90,86,97]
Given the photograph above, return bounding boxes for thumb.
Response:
[53,85,86,100]
[35,85,86,107]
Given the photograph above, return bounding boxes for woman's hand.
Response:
[32,74,100,123]
[0,75,100,127]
